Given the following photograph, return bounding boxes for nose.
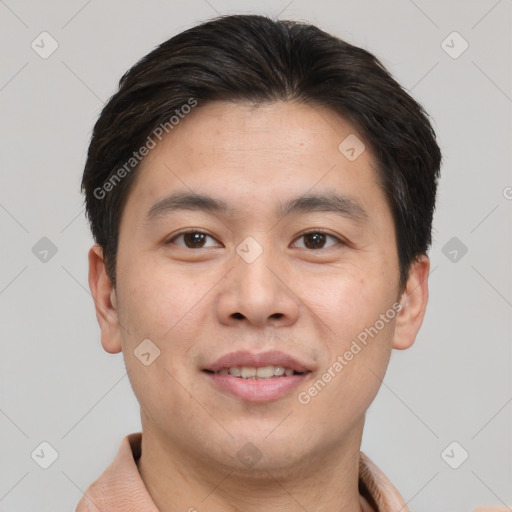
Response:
[215,239,300,329]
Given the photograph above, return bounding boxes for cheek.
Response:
[118,254,210,342]
[116,253,215,387]
[307,266,395,336]
[308,272,397,391]
[299,317,395,437]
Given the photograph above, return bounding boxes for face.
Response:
[89,100,429,474]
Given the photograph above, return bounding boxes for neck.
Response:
[137,413,369,512]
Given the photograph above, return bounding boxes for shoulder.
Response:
[75,433,157,511]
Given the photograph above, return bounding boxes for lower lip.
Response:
[203,371,309,402]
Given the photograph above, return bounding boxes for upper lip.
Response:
[203,350,312,373]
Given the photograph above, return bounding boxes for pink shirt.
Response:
[74,432,507,512]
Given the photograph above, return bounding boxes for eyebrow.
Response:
[145,191,368,224]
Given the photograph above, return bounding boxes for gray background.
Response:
[1,0,511,510]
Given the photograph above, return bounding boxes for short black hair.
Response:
[81,13,441,290]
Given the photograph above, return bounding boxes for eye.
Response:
[292,230,343,250]
[166,229,344,250]
[165,230,221,249]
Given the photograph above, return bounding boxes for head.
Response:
[83,14,441,474]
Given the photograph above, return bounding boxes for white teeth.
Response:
[217,366,300,379]
[256,366,274,378]
[240,367,257,378]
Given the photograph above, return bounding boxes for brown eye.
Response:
[166,231,220,249]
[293,231,341,250]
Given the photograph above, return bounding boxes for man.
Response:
[77,13,444,511]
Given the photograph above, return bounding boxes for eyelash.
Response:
[165,229,345,250]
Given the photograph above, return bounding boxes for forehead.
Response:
[145,100,369,160]
[123,100,387,223]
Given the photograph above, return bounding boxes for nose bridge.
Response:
[236,233,270,269]
[233,233,280,299]
[216,233,299,327]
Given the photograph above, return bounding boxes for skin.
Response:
[88,100,430,512]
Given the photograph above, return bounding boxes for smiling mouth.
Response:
[203,366,307,379]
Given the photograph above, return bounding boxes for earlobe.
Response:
[88,244,123,354]
[392,255,430,351]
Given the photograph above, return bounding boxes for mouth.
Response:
[203,366,306,379]
[202,350,313,402]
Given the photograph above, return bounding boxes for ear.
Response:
[392,254,430,350]
[88,244,122,354]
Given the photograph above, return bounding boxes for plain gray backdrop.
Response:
[1,1,511,510]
